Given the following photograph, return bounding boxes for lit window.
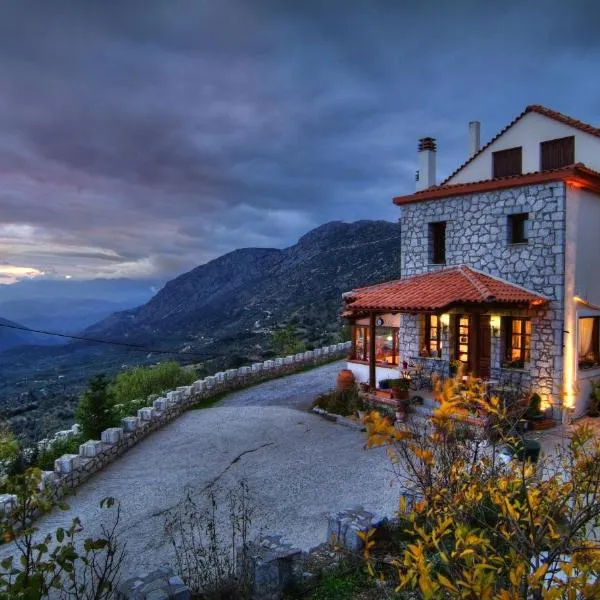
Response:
[578,317,600,369]
[352,326,399,365]
[421,314,441,357]
[503,317,531,368]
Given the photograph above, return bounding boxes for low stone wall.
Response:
[32,342,350,497]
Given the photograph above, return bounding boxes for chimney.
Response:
[417,137,437,191]
[469,121,481,157]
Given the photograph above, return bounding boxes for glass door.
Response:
[456,315,470,366]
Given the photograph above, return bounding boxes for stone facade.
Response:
[399,182,566,407]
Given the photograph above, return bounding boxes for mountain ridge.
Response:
[85,220,402,350]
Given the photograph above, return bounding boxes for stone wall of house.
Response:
[400,182,566,408]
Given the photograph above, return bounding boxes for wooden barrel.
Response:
[336,369,356,391]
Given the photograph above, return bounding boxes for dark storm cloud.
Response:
[0,0,599,282]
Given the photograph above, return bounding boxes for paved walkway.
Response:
[215,359,344,410]
[1,361,402,579]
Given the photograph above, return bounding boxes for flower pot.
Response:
[393,389,409,400]
[506,439,542,463]
[336,369,356,392]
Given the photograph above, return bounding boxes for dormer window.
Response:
[540,136,574,170]
[492,147,522,178]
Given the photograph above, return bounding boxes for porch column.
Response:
[348,317,356,359]
[369,312,376,388]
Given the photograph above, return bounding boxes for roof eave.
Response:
[393,165,600,206]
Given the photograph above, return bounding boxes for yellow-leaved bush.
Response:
[361,372,600,599]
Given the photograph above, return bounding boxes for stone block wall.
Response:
[34,343,352,496]
[400,182,566,404]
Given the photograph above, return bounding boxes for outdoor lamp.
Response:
[490,315,501,337]
[440,313,450,333]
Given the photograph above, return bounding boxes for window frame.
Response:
[578,316,600,370]
[429,221,447,265]
[503,317,531,368]
[540,136,575,171]
[507,213,529,245]
[351,325,399,365]
[422,314,442,358]
[492,146,523,178]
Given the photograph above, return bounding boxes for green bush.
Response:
[311,387,363,417]
[111,362,196,407]
[75,374,120,440]
[34,435,85,471]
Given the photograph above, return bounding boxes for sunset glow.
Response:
[0,266,45,285]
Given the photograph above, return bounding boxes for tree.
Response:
[270,323,306,357]
[75,375,119,440]
[362,374,600,599]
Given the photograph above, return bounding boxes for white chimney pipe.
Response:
[417,137,437,191]
[469,121,481,157]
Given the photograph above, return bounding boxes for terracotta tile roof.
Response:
[440,105,600,186]
[393,163,600,206]
[343,265,547,313]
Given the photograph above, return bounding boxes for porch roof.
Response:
[343,265,548,314]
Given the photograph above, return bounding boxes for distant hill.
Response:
[0,277,164,337]
[0,298,139,334]
[85,220,402,351]
[0,317,44,352]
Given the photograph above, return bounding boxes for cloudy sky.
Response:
[1,0,599,285]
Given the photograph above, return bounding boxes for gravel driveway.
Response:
[1,361,402,579]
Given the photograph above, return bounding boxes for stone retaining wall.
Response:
[28,342,351,498]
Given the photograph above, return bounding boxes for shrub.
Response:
[111,362,196,407]
[361,371,600,598]
[271,323,306,357]
[311,387,363,417]
[589,380,600,417]
[34,434,85,472]
[0,470,124,599]
[164,480,255,598]
[75,374,120,440]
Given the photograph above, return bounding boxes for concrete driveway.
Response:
[2,361,402,579]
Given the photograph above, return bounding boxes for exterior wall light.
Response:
[440,313,450,333]
[490,315,501,337]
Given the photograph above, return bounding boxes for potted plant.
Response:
[524,393,544,422]
[589,381,600,417]
[391,378,410,400]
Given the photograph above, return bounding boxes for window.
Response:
[456,315,470,365]
[493,147,522,178]
[421,314,442,357]
[352,325,399,365]
[578,317,600,369]
[503,317,531,368]
[541,136,575,170]
[507,213,529,244]
[429,222,446,264]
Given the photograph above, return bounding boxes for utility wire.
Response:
[0,321,231,359]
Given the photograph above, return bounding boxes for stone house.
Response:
[343,105,600,420]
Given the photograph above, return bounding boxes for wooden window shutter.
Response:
[492,147,522,178]
[540,136,575,170]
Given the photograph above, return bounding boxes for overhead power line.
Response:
[0,321,230,359]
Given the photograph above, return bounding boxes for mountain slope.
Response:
[0,317,43,352]
[0,298,144,334]
[85,220,402,349]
